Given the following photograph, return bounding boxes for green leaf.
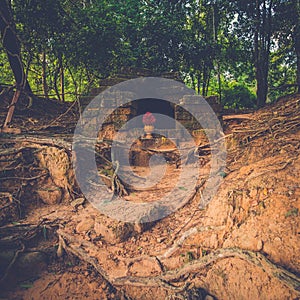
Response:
[43,225,47,240]
[20,283,33,289]
[285,208,298,218]
[219,171,227,178]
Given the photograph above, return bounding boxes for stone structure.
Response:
[79,67,222,141]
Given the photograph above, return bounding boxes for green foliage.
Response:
[0,0,298,105]
[185,251,194,262]
[19,283,34,289]
[13,0,122,73]
[118,0,190,72]
[0,48,14,84]
[285,208,298,218]
[222,81,256,109]
[268,48,297,101]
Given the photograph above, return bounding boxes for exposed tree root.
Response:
[231,96,300,146]
[0,134,129,198]
[58,229,300,295]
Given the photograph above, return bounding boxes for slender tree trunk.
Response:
[202,64,211,97]
[190,73,196,91]
[205,68,211,96]
[197,73,201,95]
[212,3,222,104]
[202,73,206,96]
[254,0,263,107]
[54,62,61,101]
[42,51,49,98]
[202,63,207,96]
[59,56,65,102]
[217,62,222,104]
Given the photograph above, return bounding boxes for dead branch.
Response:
[2,88,21,129]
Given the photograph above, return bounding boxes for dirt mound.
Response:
[0,94,299,299]
[0,89,79,134]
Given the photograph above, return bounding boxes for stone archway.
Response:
[133,98,175,129]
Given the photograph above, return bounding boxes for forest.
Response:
[0,1,300,300]
[0,0,299,108]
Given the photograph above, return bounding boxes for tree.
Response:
[0,0,32,94]
[1,0,297,107]
[273,0,300,93]
[230,0,275,107]
[254,0,274,107]
[3,0,126,101]
[182,0,219,96]
[117,0,189,72]
[0,0,33,129]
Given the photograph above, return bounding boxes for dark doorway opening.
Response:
[132,98,175,129]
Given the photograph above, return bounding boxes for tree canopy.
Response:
[0,0,299,108]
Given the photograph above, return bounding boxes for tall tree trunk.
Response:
[256,61,269,107]
[0,0,32,95]
[254,0,273,107]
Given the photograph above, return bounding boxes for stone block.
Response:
[115,107,132,115]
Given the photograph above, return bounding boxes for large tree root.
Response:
[57,229,300,296]
[0,134,129,198]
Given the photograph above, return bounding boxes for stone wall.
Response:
[78,68,223,140]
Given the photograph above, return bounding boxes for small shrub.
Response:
[285,208,298,218]
[223,82,256,109]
